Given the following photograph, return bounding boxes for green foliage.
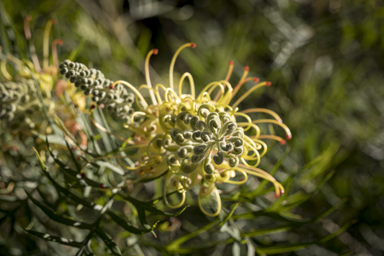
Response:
[1,0,383,255]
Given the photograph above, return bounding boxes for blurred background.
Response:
[1,0,384,255]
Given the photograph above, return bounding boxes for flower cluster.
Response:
[0,17,85,141]
[0,79,43,129]
[63,43,292,216]
[162,108,245,175]
[59,60,136,123]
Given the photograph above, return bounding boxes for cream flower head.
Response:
[61,43,292,216]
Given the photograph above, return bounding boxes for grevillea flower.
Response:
[61,43,292,216]
[59,60,136,124]
[0,16,86,146]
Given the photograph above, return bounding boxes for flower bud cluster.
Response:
[59,60,136,123]
[155,104,245,183]
[53,44,290,216]
[0,79,43,130]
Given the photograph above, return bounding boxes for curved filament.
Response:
[169,42,195,90]
[230,67,250,98]
[225,60,234,81]
[155,83,168,104]
[196,82,224,104]
[130,111,149,128]
[237,165,284,196]
[178,72,195,99]
[43,20,54,69]
[1,61,12,80]
[110,80,148,110]
[138,85,157,107]
[145,49,158,105]
[232,77,259,99]
[232,82,268,108]
[213,61,234,101]
[220,168,248,185]
[198,188,222,217]
[237,122,261,138]
[241,108,282,123]
[252,119,292,140]
[52,39,63,69]
[165,88,179,103]
[256,135,286,145]
[23,16,41,72]
[164,186,186,209]
[252,139,268,157]
[23,15,32,39]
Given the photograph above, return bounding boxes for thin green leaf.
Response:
[250,148,290,197]
[65,139,82,172]
[32,132,67,146]
[118,193,188,217]
[257,222,353,254]
[107,210,156,234]
[136,205,150,230]
[33,147,46,171]
[40,164,102,210]
[139,169,169,183]
[23,228,82,247]
[0,1,10,54]
[241,200,345,237]
[45,139,103,188]
[166,219,220,251]
[41,168,155,235]
[25,190,92,229]
[95,228,122,256]
[220,203,240,227]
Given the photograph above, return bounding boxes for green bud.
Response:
[220,113,231,123]
[183,130,193,139]
[84,88,93,95]
[213,151,224,165]
[177,148,188,158]
[234,139,243,147]
[232,129,244,138]
[200,108,210,118]
[60,67,68,75]
[191,153,205,164]
[195,120,206,131]
[201,131,212,142]
[204,163,215,174]
[170,128,183,140]
[167,155,180,167]
[194,144,207,155]
[205,173,216,182]
[221,121,237,137]
[220,141,234,152]
[182,163,196,174]
[190,115,200,130]
[192,130,202,142]
[228,157,239,168]
[174,133,185,144]
[155,138,163,149]
[232,146,244,155]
